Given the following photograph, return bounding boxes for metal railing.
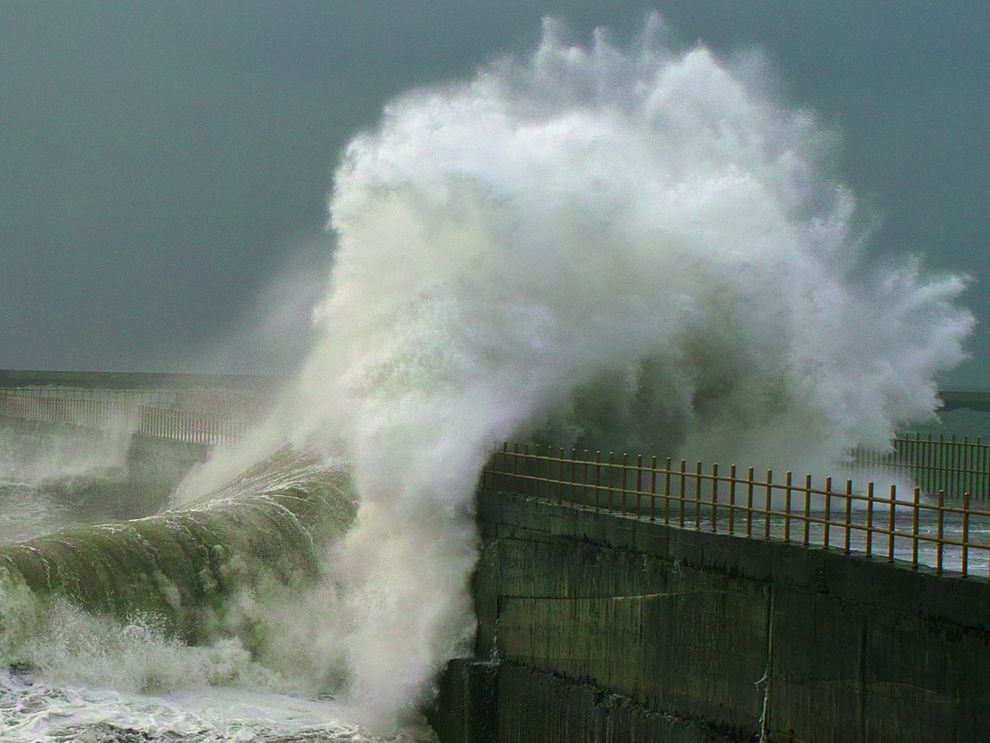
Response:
[133,405,249,446]
[0,389,248,446]
[483,444,990,580]
[852,434,990,500]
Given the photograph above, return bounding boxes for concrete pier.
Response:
[431,492,990,742]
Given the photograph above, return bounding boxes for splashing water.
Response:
[227,14,976,729]
[174,14,974,733]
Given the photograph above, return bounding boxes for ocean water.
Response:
[0,672,434,742]
[0,423,435,742]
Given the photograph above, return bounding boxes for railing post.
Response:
[524,444,531,498]
[950,434,958,499]
[982,437,989,501]
[939,434,946,497]
[583,450,591,509]
[824,476,832,549]
[498,443,508,491]
[844,479,853,555]
[543,444,551,500]
[887,484,896,563]
[515,441,525,491]
[544,445,552,501]
[962,492,970,578]
[636,454,643,516]
[911,486,920,569]
[936,490,945,574]
[649,456,658,522]
[964,437,972,500]
[595,451,602,511]
[745,466,754,537]
[866,482,875,558]
[728,464,737,535]
[664,458,672,525]
[710,463,719,533]
[621,452,629,514]
[607,452,615,511]
[803,474,812,546]
[926,433,934,496]
[694,461,702,530]
[784,471,793,543]
[569,449,577,507]
[764,469,773,540]
[537,444,560,501]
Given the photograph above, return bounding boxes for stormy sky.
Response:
[1,1,987,383]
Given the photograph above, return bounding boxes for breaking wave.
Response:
[1,14,971,737]
[192,14,969,730]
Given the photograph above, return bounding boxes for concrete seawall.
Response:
[125,431,210,500]
[431,492,990,742]
[0,417,210,520]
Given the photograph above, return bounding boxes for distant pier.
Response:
[938,389,990,412]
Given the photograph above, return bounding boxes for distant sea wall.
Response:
[430,492,990,742]
[125,431,210,500]
[0,416,209,511]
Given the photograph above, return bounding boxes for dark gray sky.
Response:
[2,1,987,382]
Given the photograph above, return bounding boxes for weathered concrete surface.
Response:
[430,659,499,743]
[431,658,726,743]
[432,493,990,742]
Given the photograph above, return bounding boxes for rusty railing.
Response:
[483,443,990,580]
[852,434,990,500]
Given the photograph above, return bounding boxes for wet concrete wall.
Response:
[0,416,208,512]
[125,432,209,500]
[431,492,990,742]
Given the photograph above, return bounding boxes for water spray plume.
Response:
[184,15,971,731]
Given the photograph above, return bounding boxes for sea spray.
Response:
[179,15,971,731]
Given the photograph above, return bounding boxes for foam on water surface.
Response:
[0,671,435,742]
